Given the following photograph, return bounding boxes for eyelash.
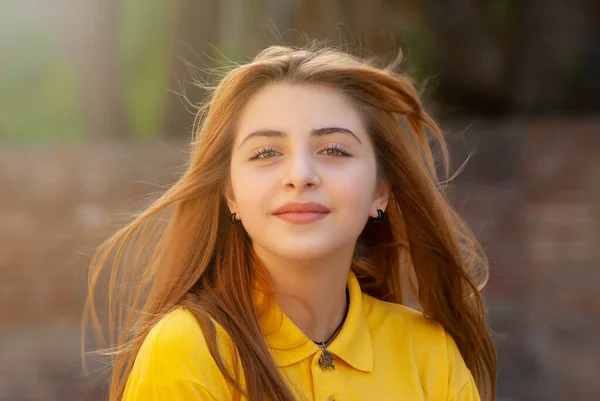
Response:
[322,144,353,157]
[249,144,353,160]
[249,146,278,160]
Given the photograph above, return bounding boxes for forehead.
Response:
[235,83,366,140]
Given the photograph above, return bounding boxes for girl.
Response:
[84,44,497,401]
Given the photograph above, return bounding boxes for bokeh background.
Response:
[1,1,599,400]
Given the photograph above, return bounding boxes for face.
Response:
[226,83,388,261]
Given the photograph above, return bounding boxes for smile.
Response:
[272,202,331,224]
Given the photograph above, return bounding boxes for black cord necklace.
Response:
[313,289,349,371]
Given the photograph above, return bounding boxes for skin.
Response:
[226,82,388,342]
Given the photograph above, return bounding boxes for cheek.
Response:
[328,164,377,212]
[231,166,275,214]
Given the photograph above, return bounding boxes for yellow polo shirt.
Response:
[123,272,479,400]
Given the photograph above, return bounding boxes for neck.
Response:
[253,245,352,343]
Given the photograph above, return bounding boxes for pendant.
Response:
[318,348,335,371]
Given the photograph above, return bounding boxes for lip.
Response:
[272,202,331,224]
[273,202,331,214]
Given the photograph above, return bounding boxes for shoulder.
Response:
[125,307,233,397]
[363,295,476,399]
[362,294,450,357]
[146,307,208,353]
[363,293,442,339]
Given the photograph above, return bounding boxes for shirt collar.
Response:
[254,271,373,372]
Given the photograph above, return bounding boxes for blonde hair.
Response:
[84,43,496,400]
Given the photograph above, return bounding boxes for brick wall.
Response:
[1,118,599,400]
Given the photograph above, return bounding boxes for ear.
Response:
[223,181,237,214]
[369,179,390,218]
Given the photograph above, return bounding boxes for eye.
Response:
[249,146,280,160]
[320,144,352,157]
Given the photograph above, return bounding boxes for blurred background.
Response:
[1,0,599,400]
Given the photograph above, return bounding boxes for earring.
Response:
[372,208,384,222]
[230,212,242,225]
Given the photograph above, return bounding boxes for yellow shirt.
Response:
[124,272,479,400]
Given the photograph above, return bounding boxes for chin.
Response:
[263,237,341,262]
[271,235,342,261]
[248,220,360,262]
[278,247,333,261]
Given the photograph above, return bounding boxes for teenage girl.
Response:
[84,44,497,401]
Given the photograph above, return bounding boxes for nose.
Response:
[281,152,321,191]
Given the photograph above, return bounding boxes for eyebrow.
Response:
[238,127,362,148]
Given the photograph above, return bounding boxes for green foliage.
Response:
[0,28,85,143]
[119,0,175,139]
[0,1,175,142]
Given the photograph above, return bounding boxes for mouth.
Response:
[272,202,331,224]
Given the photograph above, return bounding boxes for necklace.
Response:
[313,289,349,371]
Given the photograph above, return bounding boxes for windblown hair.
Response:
[84,43,496,401]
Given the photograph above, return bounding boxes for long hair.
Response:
[83,43,496,401]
